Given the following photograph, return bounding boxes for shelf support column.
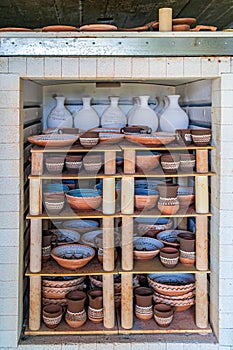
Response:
[103,178,115,215]
[30,219,42,273]
[121,273,133,329]
[102,217,115,272]
[121,177,134,214]
[31,151,43,176]
[124,149,135,174]
[122,216,133,271]
[195,176,209,213]
[29,178,42,215]
[104,151,116,175]
[196,216,208,271]
[196,149,209,173]
[103,274,115,329]
[29,276,41,331]
[195,273,208,328]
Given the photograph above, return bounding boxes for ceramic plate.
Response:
[125,132,175,145]
[42,25,78,32]
[28,134,79,147]
[79,24,117,31]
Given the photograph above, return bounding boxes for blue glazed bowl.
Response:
[67,189,101,197]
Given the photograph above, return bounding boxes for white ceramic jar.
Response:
[128,95,158,132]
[47,96,73,129]
[73,96,100,130]
[101,96,126,129]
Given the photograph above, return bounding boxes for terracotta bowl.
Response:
[133,237,164,260]
[65,155,83,173]
[49,229,81,245]
[45,156,65,174]
[62,219,99,233]
[79,132,99,148]
[152,294,195,312]
[42,304,63,329]
[161,154,180,174]
[134,189,159,210]
[51,244,95,269]
[191,128,212,146]
[179,154,196,172]
[135,217,173,237]
[99,132,124,144]
[160,247,179,268]
[136,152,161,172]
[42,283,84,299]
[43,193,65,215]
[65,189,102,211]
[147,273,195,296]
[83,155,103,173]
[42,276,85,288]
[177,186,195,209]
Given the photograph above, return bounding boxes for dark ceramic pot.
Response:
[42,304,63,329]
[134,287,153,307]
[87,289,104,323]
[175,128,192,146]
[157,184,179,198]
[159,247,179,268]
[177,232,195,252]
[153,303,175,327]
[161,154,180,174]
[66,290,86,313]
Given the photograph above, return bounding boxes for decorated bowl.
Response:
[51,244,95,269]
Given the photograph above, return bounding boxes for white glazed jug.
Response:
[127,97,140,125]
[101,96,126,129]
[47,96,73,129]
[73,96,100,131]
[159,95,189,133]
[128,95,158,132]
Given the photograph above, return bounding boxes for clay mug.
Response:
[66,290,86,313]
[42,304,63,329]
[175,128,192,146]
[159,247,179,268]
[134,286,153,307]
[177,232,195,252]
[157,184,179,198]
[154,303,175,327]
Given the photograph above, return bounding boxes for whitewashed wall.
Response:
[0,56,233,350]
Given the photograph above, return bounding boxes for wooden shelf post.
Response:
[31,151,43,176]
[195,176,209,213]
[103,178,115,215]
[196,149,209,173]
[121,177,134,214]
[196,216,208,271]
[104,151,116,175]
[124,149,135,174]
[121,273,133,329]
[30,219,42,273]
[103,274,115,329]
[121,216,134,271]
[29,276,41,331]
[195,273,208,328]
[102,217,115,272]
[29,178,42,215]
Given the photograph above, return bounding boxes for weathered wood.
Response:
[196,216,208,271]
[195,273,208,328]
[102,217,115,272]
[196,149,209,173]
[121,273,133,329]
[121,216,134,271]
[30,219,42,273]
[124,149,135,174]
[103,178,115,215]
[103,274,115,329]
[29,178,42,215]
[29,276,41,331]
[159,7,172,31]
[195,176,209,213]
[31,152,43,176]
[104,151,116,175]
[121,177,134,214]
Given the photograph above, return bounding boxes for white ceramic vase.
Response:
[101,96,126,129]
[73,96,100,131]
[159,95,189,133]
[127,97,140,125]
[128,95,158,132]
[47,96,73,129]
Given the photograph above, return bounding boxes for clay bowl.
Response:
[51,244,95,269]
[191,128,211,146]
[27,134,79,147]
[65,189,102,211]
[83,155,103,173]
[175,128,192,146]
[152,293,195,312]
[147,273,195,297]
[65,155,83,173]
[79,132,99,148]
[136,151,161,172]
[45,156,65,174]
[172,24,190,31]
[42,25,78,32]
[125,132,175,146]
[43,193,65,215]
[156,230,181,248]
[42,304,63,329]
[161,154,180,174]
[133,237,164,260]
[134,189,159,210]
[63,219,99,233]
[135,217,173,237]
[42,276,85,288]
[159,247,179,268]
[153,303,175,327]
[49,229,81,245]
[179,154,196,172]
[99,132,124,144]
[81,229,121,248]
[42,282,84,299]
[43,184,69,195]
[177,186,195,209]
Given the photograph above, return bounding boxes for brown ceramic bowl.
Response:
[45,156,65,174]
[191,128,211,146]
[133,237,164,260]
[136,152,161,172]
[179,154,196,172]
[51,244,95,269]
[65,189,102,211]
[161,154,180,174]
[79,132,99,148]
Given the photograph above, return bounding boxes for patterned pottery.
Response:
[87,289,104,323]
[65,155,83,173]
[45,156,65,174]
[159,247,179,268]
[79,132,99,148]
[65,308,87,328]
[191,128,211,146]
[177,186,195,209]
[28,134,79,147]
[65,189,102,211]
[63,219,99,233]
[83,154,102,173]
[135,217,173,237]
[49,229,81,245]
[175,128,192,146]
[180,154,196,172]
[133,237,164,260]
[136,151,161,172]
[153,303,175,327]
[51,244,95,269]
[161,154,180,174]
[42,304,63,329]
[134,189,159,210]
[179,249,196,265]
[44,193,65,215]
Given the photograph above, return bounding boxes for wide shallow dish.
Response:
[79,24,117,31]
[135,217,173,237]
[42,282,84,299]
[133,237,164,260]
[147,273,195,296]
[49,229,81,245]
[42,276,85,288]
[125,132,175,145]
[99,132,124,144]
[42,25,78,32]
[63,219,99,233]
[28,134,79,147]
[65,189,102,210]
[136,151,161,172]
[0,27,32,31]
[51,244,95,269]
[81,229,121,248]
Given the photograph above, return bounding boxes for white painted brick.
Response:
[0,178,20,194]
[27,57,44,77]
[0,74,19,91]
[166,343,184,350]
[0,264,18,280]
[201,57,219,77]
[219,328,233,346]
[183,57,201,77]
[0,212,19,228]
[219,210,233,227]
[9,57,27,76]
[167,57,184,77]
[220,74,233,90]
[220,194,233,210]
[183,344,201,350]
[0,57,9,73]
[231,57,233,73]
[219,297,233,312]
[44,58,62,78]
[199,345,218,350]
[219,312,233,330]
[212,90,221,108]
[219,347,231,350]
[220,244,233,262]
[148,342,165,350]
[0,330,18,348]
[0,315,17,331]
[113,344,130,350]
[220,262,233,279]
[0,246,19,264]
[80,58,96,78]
[0,281,18,298]
[221,107,233,125]
[0,194,20,212]
[97,57,114,78]
[221,91,233,108]
[79,343,97,350]
[19,346,61,350]
[219,279,233,296]
[212,77,221,92]
[218,58,231,74]
[221,142,233,158]
[0,159,20,177]
[62,58,79,78]
[0,298,17,315]
[219,229,233,246]
[0,229,20,247]
[0,126,20,143]
[0,90,20,108]
[114,57,132,78]
[62,345,79,350]
[96,344,113,350]
[149,57,166,78]
[0,108,20,125]
[132,57,149,78]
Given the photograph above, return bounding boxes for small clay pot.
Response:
[66,290,86,313]
[175,129,192,146]
[157,198,180,215]
[135,304,153,321]
[65,308,87,328]
[87,289,104,323]
[191,128,211,146]
[157,184,179,198]
[42,304,63,329]
[179,249,196,265]
[65,155,83,173]
[160,247,179,268]
[42,233,53,262]
[154,303,175,327]
[177,232,195,252]
[45,156,65,174]
[134,287,153,307]
[161,154,180,174]
[180,154,196,172]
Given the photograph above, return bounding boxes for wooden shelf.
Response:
[31,144,122,153]
[120,140,215,151]
[29,170,122,179]
[132,206,212,218]
[126,170,215,178]
[117,307,212,334]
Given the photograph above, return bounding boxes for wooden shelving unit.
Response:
[26,139,214,335]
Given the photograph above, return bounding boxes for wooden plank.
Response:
[121,273,133,329]
[195,273,208,329]
[31,144,122,153]
[29,276,41,331]
[29,219,42,273]
[103,274,115,329]
[196,216,208,271]
[121,216,134,271]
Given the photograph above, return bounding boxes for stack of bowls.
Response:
[135,217,173,238]
[134,188,159,210]
[65,189,102,211]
